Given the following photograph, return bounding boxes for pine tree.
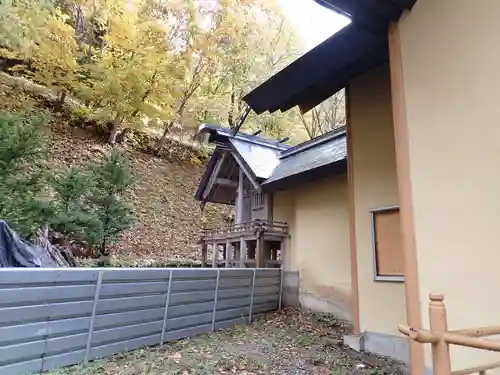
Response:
[0,109,52,238]
[49,166,101,246]
[89,150,135,256]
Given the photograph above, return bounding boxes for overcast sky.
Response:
[277,0,350,50]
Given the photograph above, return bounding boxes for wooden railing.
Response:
[399,293,500,375]
[202,220,288,240]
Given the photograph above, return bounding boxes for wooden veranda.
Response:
[200,220,288,268]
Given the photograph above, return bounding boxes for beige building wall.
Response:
[273,189,298,271]
[399,0,500,371]
[272,173,352,320]
[349,63,407,335]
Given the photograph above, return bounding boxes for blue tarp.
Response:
[0,220,60,267]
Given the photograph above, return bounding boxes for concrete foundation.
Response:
[299,291,352,322]
[282,271,299,307]
[343,331,410,364]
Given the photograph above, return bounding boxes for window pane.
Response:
[374,208,404,277]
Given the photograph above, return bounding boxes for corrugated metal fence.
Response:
[0,268,282,375]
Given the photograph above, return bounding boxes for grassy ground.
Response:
[46,309,409,375]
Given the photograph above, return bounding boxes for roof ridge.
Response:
[280,126,346,159]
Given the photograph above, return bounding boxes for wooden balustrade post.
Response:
[256,236,264,268]
[201,243,207,266]
[225,241,231,268]
[429,293,452,375]
[240,238,246,268]
[212,242,218,268]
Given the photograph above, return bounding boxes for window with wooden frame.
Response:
[370,206,404,282]
[252,191,264,209]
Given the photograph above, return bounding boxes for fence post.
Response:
[85,270,103,364]
[429,293,452,375]
[278,268,284,310]
[248,268,256,324]
[160,269,173,346]
[211,269,220,332]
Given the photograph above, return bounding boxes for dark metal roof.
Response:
[195,125,289,203]
[198,124,289,151]
[195,125,349,202]
[263,127,347,191]
[194,151,218,203]
[194,151,240,205]
[243,25,387,115]
[198,124,288,181]
[242,0,417,115]
[315,0,417,33]
[229,138,282,180]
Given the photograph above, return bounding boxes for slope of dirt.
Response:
[0,80,230,265]
[49,124,229,265]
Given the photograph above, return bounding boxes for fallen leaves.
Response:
[47,123,230,265]
[47,309,410,375]
[170,352,183,363]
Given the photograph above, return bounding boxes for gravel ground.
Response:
[46,309,409,375]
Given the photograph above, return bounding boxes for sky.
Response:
[277,0,350,51]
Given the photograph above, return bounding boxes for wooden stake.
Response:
[429,293,452,375]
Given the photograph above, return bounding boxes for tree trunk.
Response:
[74,4,84,40]
[55,89,67,113]
[116,127,132,144]
[155,120,174,155]
[228,89,236,127]
[34,224,72,267]
[155,104,185,155]
[108,113,123,144]
[99,237,108,257]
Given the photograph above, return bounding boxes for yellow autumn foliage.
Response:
[0,0,309,143]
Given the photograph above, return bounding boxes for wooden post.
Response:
[256,237,264,268]
[236,169,244,224]
[240,238,246,268]
[225,241,231,268]
[271,248,277,261]
[212,242,218,268]
[279,238,285,269]
[201,243,207,265]
[429,293,452,375]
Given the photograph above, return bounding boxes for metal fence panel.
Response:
[0,268,281,375]
[0,285,97,305]
[1,358,43,375]
[163,324,213,342]
[89,334,161,361]
[91,321,164,346]
[97,294,166,313]
[0,269,99,284]
[42,350,87,372]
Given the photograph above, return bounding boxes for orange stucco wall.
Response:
[349,63,407,335]
[398,0,500,371]
[273,173,352,320]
